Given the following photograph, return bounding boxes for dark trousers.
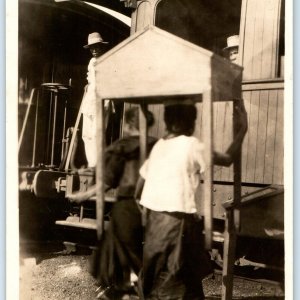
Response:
[139,210,212,300]
[90,198,143,291]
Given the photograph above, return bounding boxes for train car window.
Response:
[154,0,242,57]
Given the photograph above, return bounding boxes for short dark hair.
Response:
[125,107,154,129]
[164,104,197,136]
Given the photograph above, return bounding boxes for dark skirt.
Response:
[90,198,143,292]
[140,210,212,300]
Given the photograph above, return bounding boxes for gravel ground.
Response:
[19,242,285,300]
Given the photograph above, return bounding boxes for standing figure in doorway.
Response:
[82,32,109,168]
[223,35,239,63]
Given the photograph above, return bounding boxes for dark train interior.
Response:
[18,0,131,167]
[18,0,131,240]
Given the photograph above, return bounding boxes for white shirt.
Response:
[81,58,110,139]
[139,135,205,213]
[82,58,97,117]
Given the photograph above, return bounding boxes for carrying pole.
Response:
[95,96,105,240]
[221,99,243,300]
[64,86,87,171]
[202,89,213,250]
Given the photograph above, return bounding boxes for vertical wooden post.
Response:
[65,86,87,171]
[221,99,242,300]
[96,97,105,240]
[139,102,148,164]
[202,90,213,250]
[221,209,237,300]
[139,102,148,227]
[233,99,242,231]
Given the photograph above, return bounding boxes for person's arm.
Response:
[68,183,110,204]
[213,100,248,167]
[134,176,145,200]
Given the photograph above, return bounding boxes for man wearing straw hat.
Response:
[223,34,239,63]
[82,32,109,168]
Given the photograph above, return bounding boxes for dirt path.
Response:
[19,242,284,300]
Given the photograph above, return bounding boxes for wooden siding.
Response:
[147,81,283,185]
[239,0,282,80]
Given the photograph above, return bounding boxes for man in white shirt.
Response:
[82,32,109,167]
[136,99,247,300]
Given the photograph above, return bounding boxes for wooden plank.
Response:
[213,102,223,181]
[263,90,278,183]
[236,0,248,66]
[271,0,282,77]
[214,102,219,141]
[241,92,251,182]
[202,90,213,250]
[55,220,97,230]
[261,0,277,78]
[139,103,148,164]
[245,90,260,182]
[273,89,284,184]
[241,0,281,80]
[239,190,284,239]
[251,0,266,79]
[242,0,257,80]
[221,210,237,300]
[65,86,87,171]
[220,102,233,181]
[96,26,242,101]
[157,104,165,138]
[242,80,284,91]
[254,90,269,182]
[233,99,242,233]
[96,98,105,240]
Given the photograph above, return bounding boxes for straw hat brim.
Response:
[222,45,239,52]
[83,41,108,49]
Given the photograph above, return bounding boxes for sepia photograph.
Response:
[7,0,292,299]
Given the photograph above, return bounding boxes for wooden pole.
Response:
[139,102,148,227]
[96,97,105,240]
[139,102,148,164]
[233,99,242,231]
[202,90,213,250]
[221,209,237,300]
[221,99,242,300]
[65,86,87,171]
